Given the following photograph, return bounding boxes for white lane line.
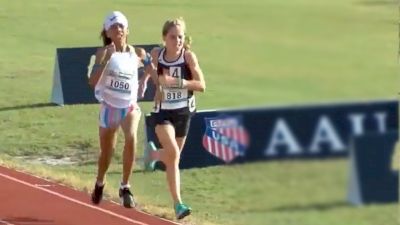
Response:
[0,220,15,225]
[34,184,54,187]
[0,172,150,225]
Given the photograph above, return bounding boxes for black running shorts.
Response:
[153,107,192,138]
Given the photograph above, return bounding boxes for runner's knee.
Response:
[163,147,180,163]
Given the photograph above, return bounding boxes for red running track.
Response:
[0,166,180,225]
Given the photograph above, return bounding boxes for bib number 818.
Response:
[166,92,182,100]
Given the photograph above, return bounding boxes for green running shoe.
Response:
[175,203,192,220]
[144,141,158,171]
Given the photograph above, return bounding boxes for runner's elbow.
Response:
[88,78,96,88]
[198,83,206,92]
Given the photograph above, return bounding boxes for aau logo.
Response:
[202,115,250,163]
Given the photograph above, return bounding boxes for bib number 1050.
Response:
[110,79,130,90]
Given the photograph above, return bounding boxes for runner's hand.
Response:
[104,43,116,62]
[159,75,179,88]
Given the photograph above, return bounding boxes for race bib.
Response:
[159,66,191,109]
[169,66,182,78]
[105,71,132,93]
[162,88,188,102]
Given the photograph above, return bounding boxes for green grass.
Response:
[0,0,398,224]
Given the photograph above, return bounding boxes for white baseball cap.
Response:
[103,11,128,31]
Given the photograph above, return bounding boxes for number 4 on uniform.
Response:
[169,66,181,78]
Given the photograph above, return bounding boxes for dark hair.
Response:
[100,29,130,47]
[100,29,112,46]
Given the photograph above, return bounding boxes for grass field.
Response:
[0,0,398,224]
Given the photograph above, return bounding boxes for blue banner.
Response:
[145,99,398,169]
[348,131,398,205]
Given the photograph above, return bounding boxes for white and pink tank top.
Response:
[95,50,139,108]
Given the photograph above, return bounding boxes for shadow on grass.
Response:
[270,201,349,212]
[96,169,149,174]
[357,0,397,6]
[0,102,57,112]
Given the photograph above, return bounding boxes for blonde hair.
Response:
[162,17,192,50]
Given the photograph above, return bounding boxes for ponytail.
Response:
[100,29,112,46]
[184,34,192,50]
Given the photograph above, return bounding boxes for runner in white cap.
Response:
[88,11,153,208]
